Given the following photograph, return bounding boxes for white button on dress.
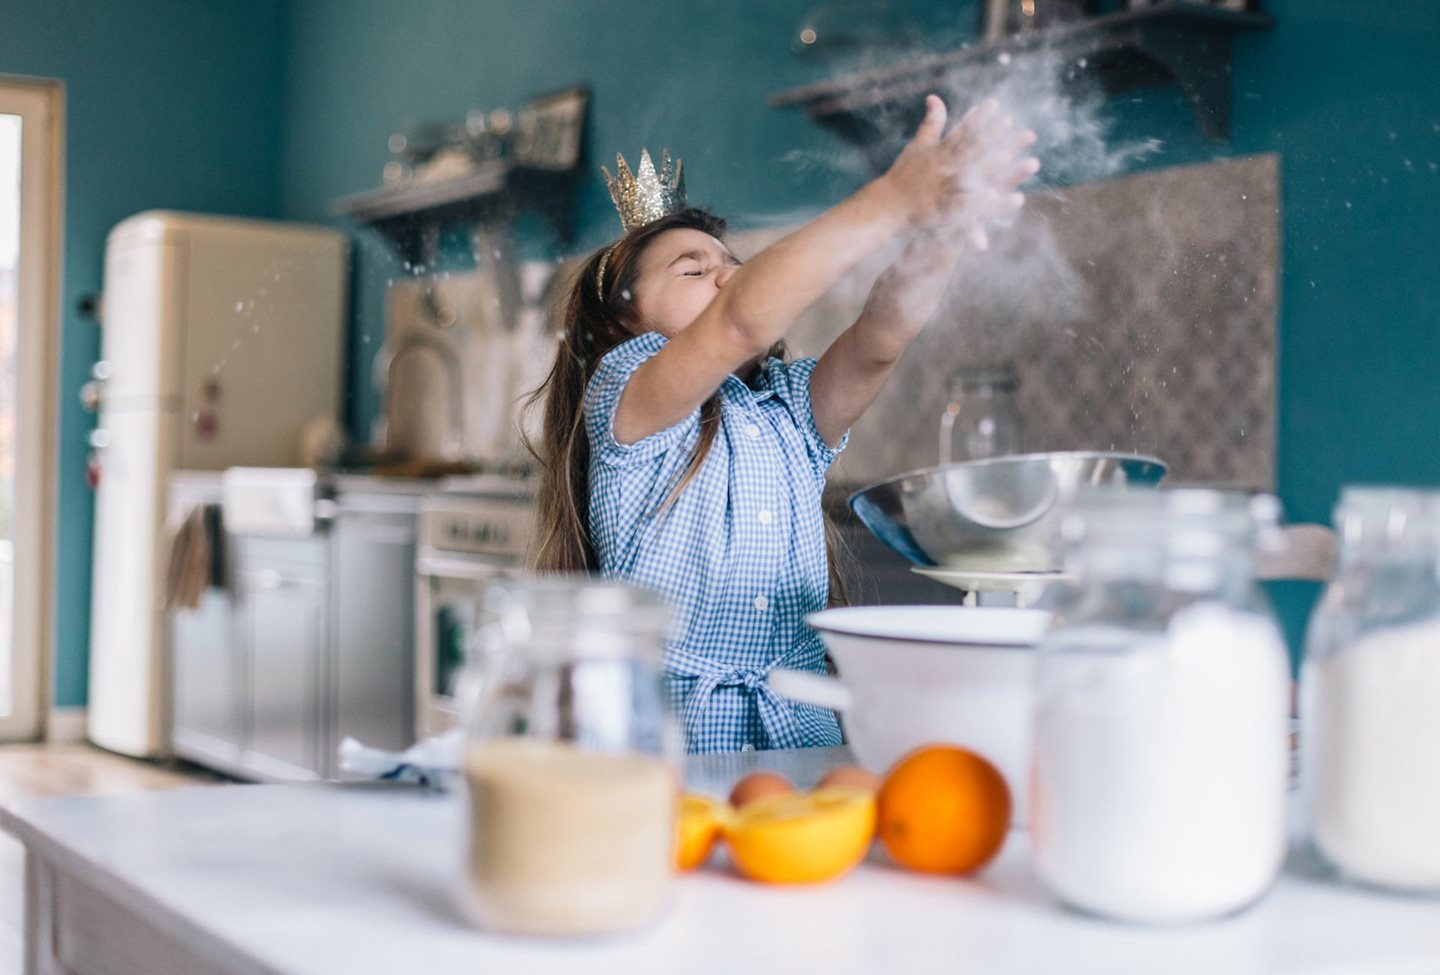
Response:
[744,423,761,438]
[758,509,773,525]
[754,595,769,611]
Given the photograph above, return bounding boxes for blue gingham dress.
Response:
[586,331,847,753]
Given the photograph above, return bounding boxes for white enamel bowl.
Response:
[770,606,1051,824]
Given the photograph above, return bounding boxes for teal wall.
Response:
[1253,5,1439,511]
[1239,3,1439,648]
[0,0,289,708]
[9,0,1439,707]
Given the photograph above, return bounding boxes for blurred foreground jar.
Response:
[459,578,680,937]
[1030,488,1290,923]
[1302,487,1440,894]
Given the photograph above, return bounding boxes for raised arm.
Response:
[809,116,1039,447]
[809,231,969,448]
[614,96,982,445]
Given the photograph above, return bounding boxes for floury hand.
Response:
[938,98,1041,251]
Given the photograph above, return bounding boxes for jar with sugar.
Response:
[458,578,681,936]
[1029,487,1291,923]
[1302,486,1440,894]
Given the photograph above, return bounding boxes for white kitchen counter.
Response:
[3,746,1437,975]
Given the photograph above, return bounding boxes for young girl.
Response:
[527,95,1039,753]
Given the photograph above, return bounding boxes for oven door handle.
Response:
[415,553,515,581]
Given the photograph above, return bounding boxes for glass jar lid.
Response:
[482,577,673,664]
[1060,486,1279,561]
[948,362,1019,395]
[1335,486,1440,563]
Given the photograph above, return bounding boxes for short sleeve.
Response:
[763,356,849,481]
[584,331,700,467]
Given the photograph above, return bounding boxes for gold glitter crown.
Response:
[602,149,687,233]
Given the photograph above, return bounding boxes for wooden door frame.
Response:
[1,75,64,741]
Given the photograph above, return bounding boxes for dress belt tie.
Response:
[666,646,807,750]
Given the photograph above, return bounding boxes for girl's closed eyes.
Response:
[673,253,740,277]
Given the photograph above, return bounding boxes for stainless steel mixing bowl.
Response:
[848,451,1168,571]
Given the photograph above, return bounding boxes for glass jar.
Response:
[1030,488,1291,923]
[938,363,1023,465]
[1301,487,1440,894]
[458,578,681,937]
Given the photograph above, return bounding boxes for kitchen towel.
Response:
[164,503,221,610]
[338,730,462,789]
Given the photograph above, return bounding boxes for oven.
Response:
[414,493,532,739]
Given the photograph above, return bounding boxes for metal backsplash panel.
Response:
[731,154,1279,491]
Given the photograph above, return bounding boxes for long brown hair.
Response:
[522,209,849,605]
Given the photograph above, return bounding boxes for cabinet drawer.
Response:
[234,535,327,575]
[49,865,242,975]
[241,574,324,781]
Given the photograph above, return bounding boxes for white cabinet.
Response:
[168,481,420,782]
[236,537,328,781]
[332,508,417,753]
[169,586,239,769]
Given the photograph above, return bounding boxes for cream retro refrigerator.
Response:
[87,211,348,757]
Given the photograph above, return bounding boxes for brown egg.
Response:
[728,771,796,809]
[817,765,884,794]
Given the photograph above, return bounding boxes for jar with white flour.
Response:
[1030,488,1291,923]
[1302,487,1440,894]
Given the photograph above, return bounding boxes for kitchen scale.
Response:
[910,567,1068,608]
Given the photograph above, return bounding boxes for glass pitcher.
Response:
[458,577,681,937]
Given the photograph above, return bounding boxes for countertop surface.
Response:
[3,746,1438,975]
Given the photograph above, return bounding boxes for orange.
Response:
[676,794,727,871]
[877,744,1011,875]
[723,787,876,885]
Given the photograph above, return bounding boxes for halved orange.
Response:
[723,787,876,884]
[676,794,727,871]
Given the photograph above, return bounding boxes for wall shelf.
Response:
[329,162,581,265]
[331,87,590,264]
[331,161,511,226]
[770,1,1274,170]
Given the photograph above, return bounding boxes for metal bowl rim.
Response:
[846,450,1169,510]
